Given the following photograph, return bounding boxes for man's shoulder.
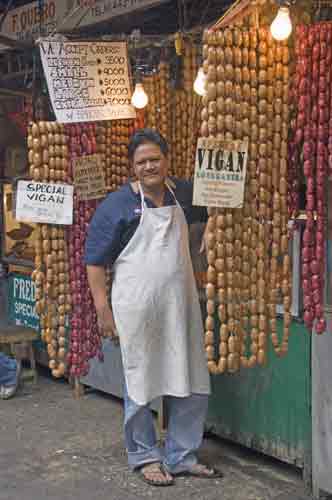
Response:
[100,183,133,206]
[169,176,192,193]
[92,183,135,221]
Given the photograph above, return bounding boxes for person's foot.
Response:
[174,463,223,478]
[138,462,174,486]
[0,385,17,399]
[0,360,21,400]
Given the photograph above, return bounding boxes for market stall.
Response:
[190,9,309,478]
[197,4,332,497]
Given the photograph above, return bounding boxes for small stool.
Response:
[0,325,38,384]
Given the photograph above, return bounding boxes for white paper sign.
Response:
[39,40,136,123]
[16,181,73,225]
[193,138,248,209]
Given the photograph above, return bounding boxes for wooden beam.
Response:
[212,0,251,29]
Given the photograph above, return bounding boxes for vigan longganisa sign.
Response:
[0,0,168,46]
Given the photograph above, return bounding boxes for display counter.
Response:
[311,179,332,499]
[207,318,311,480]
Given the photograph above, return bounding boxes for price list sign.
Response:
[39,39,136,123]
[73,154,106,201]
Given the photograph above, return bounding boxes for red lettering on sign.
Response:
[14,1,57,32]
[11,14,18,32]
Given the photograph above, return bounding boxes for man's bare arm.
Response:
[87,265,117,338]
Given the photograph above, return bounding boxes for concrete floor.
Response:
[0,372,313,500]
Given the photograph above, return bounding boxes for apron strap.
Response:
[165,181,181,208]
[138,182,146,214]
[138,180,181,212]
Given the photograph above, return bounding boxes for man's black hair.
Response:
[128,128,168,161]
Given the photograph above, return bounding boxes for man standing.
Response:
[0,353,21,399]
[85,129,222,486]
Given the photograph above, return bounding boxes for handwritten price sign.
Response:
[73,154,106,201]
[39,40,136,123]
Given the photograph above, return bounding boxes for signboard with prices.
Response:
[39,40,136,123]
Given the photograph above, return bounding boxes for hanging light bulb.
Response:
[193,67,207,96]
[270,6,292,41]
[131,83,148,109]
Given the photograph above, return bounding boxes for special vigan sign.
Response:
[15,181,73,225]
[193,138,248,209]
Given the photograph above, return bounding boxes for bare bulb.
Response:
[270,7,292,41]
[193,68,207,96]
[131,83,148,109]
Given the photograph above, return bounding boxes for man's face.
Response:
[132,142,168,190]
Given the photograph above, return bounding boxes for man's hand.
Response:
[87,266,119,343]
[96,303,119,343]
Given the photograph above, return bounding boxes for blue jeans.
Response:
[123,383,209,473]
[0,353,17,387]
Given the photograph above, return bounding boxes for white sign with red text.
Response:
[0,0,167,49]
[0,0,62,48]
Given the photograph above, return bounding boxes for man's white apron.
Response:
[111,183,210,405]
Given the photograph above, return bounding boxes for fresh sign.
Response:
[8,274,39,330]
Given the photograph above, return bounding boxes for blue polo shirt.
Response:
[85,178,207,268]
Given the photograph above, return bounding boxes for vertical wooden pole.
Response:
[74,377,84,399]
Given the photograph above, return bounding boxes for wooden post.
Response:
[74,377,85,399]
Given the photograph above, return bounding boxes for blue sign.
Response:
[8,273,40,331]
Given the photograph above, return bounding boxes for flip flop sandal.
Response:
[174,464,224,479]
[0,385,17,400]
[0,361,22,400]
[138,462,174,487]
